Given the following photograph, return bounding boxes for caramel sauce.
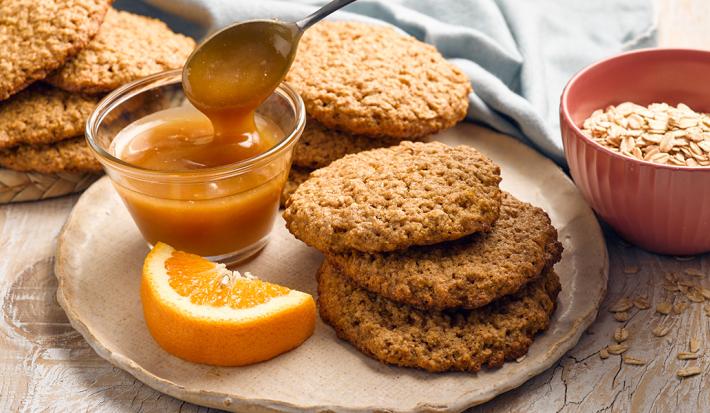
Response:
[111,21,300,257]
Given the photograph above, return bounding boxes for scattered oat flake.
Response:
[701,288,710,300]
[623,356,646,366]
[678,352,700,360]
[515,355,526,363]
[684,268,705,277]
[610,298,633,313]
[614,327,629,342]
[687,289,705,303]
[614,311,630,322]
[673,302,688,314]
[656,302,672,315]
[677,366,702,378]
[607,343,629,355]
[633,296,651,310]
[599,348,610,359]
[690,338,700,353]
[652,324,671,337]
[623,265,640,274]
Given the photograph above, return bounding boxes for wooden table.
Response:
[1,2,708,411]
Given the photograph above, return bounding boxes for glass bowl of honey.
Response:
[86,69,306,264]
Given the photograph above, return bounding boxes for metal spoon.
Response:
[183,0,358,111]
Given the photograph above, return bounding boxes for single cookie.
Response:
[285,21,471,138]
[284,141,502,253]
[0,84,100,150]
[293,118,402,169]
[280,166,312,208]
[317,260,560,373]
[0,137,101,173]
[0,0,111,100]
[329,193,563,310]
[47,9,196,94]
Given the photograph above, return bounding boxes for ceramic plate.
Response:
[55,124,608,412]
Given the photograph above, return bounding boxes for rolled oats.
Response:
[684,268,705,277]
[633,296,651,310]
[656,301,672,315]
[614,327,629,342]
[690,338,700,353]
[582,102,710,166]
[607,343,629,355]
[652,324,671,337]
[610,298,633,313]
[623,356,646,366]
[677,366,702,378]
[614,311,630,322]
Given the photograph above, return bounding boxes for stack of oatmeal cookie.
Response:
[0,1,195,177]
[280,21,472,205]
[284,141,563,372]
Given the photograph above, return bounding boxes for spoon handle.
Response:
[296,0,358,31]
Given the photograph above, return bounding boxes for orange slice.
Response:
[141,242,316,366]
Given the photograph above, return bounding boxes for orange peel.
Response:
[141,242,316,366]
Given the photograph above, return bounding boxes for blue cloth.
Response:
[118,0,656,164]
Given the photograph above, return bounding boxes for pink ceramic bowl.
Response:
[561,48,710,255]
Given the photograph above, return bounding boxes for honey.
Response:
[110,105,287,257]
[104,20,302,260]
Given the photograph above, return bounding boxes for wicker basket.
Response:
[0,168,100,203]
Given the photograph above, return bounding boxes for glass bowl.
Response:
[86,69,306,263]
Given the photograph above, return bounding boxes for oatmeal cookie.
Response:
[0,0,110,100]
[293,118,401,169]
[48,9,196,94]
[285,21,471,138]
[280,166,312,208]
[0,84,100,149]
[0,137,101,173]
[284,141,501,253]
[317,260,560,373]
[329,193,562,310]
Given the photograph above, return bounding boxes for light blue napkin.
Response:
[117,0,656,164]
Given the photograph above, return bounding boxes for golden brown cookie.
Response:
[285,21,471,138]
[293,118,402,169]
[0,84,100,150]
[329,193,563,310]
[284,141,501,253]
[280,166,312,208]
[317,260,560,373]
[47,9,196,94]
[0,137,101,173]
[0,0,111,100]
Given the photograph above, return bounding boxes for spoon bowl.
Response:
[182,0,357,112]
[182,20,301,111]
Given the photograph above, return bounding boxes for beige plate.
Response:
[55,124,608,413]
[0,169,99,203]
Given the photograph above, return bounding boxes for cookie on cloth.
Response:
[285,21,471,139]
[317,260,560,373]
[47,9,196,94]
[280,166,312,208]
[0,137,101,174]
[284,141,502,253]
[293,118,403,169]
[329,193,563,310]
[0,0,111,100]
[0,84,100,150]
